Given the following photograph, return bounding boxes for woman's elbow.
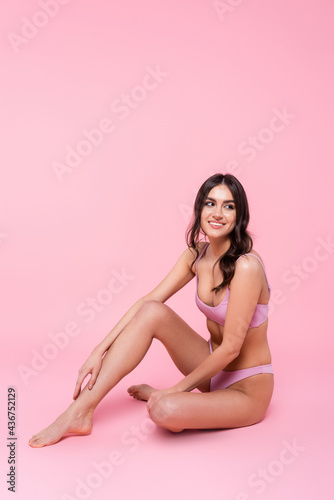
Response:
[222,339,242,361]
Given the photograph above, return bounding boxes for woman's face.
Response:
[200,184,237,239]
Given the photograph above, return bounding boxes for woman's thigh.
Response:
[149,374,274,431]
[135,300,210,390]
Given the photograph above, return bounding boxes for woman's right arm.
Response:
[73,246,198,399]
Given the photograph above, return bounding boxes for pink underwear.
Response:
[209,340,273,391]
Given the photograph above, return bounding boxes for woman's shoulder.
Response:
[235,249,266,275]
[237,248,262,260]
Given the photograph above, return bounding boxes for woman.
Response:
[29,173,274,447]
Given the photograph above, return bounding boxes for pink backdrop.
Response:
[1,1,333,499]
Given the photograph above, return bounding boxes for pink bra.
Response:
[195,243,270,328]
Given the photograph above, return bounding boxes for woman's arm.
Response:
[95,246,198,355]
[73,246,197,398]
[93,297,147,355]
[168,256,264,393]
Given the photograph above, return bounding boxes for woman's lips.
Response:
[208,221,225,229]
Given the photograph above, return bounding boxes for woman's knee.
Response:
[137,300,170,325]
[149,395,183,432]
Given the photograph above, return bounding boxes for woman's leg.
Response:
[29,301,210,447]
[149,373,274,432]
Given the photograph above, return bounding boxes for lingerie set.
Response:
[195,243,274,390]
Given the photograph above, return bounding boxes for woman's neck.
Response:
[206,237,231,259]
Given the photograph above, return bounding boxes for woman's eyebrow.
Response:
[205,197,235,203]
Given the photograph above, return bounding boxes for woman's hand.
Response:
[146,387,178,414]
[73,348,104,400]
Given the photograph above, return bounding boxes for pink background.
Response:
[1,1,333,499]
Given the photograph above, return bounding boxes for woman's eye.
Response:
[225,204,235,210]
[205,201,214,206]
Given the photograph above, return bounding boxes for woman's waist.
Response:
[223,356,272,372]
[209,337,272,371]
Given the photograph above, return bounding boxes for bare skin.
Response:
[29,284,272,447]
[29,301,212,447]
[29,184,274,447]
[127,384,156,401]
[28,408,94,447]
[30,387,159,448]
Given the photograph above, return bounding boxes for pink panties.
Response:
[209,340,273,391]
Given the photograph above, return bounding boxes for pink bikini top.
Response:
[195,243,270,328]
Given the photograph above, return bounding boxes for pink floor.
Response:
[1,1,334,499]
[1,334,333,500]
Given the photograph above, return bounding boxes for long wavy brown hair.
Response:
[186,173,253,293]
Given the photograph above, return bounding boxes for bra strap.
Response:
[237,254,270,288]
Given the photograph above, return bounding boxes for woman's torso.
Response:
[192,242,272,371]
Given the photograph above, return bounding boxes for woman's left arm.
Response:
[160,256,264,395]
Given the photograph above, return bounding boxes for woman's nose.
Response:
[213,206,223,218]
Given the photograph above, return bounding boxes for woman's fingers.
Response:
[73,381,81,400]
[147,388,175,412]
[88,370,98,390]
[72,355,103,399]
[87,360,103,390]
[147,391,158,412]
[74,363,102,397]
[73,376,84,400]
[73,368,90,399]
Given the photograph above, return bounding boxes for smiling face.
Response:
[200,184,237,239]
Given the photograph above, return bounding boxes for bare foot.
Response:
[28,408,94,448]
[127,384,157,401]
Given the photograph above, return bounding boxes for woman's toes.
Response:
[127,384,156,401]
